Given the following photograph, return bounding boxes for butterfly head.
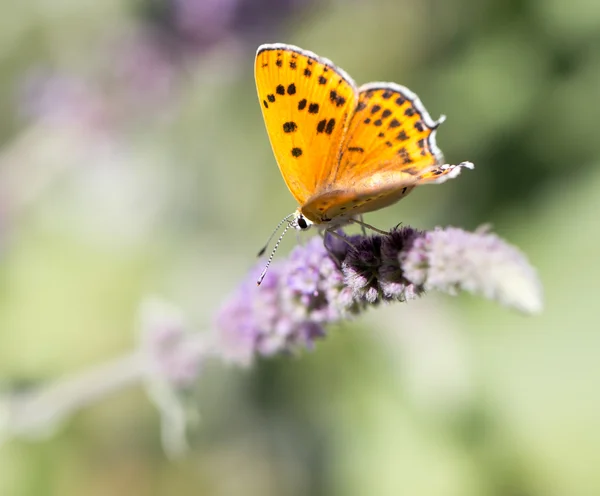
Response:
[256,209,314,285]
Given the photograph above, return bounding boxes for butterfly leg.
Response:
[325,228,357,249]
[322,231,343,269]
[348,217,390,236]
[357,215,367,236]
[321,228,357,268]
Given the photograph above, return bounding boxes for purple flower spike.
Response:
[402,226,543,314]
[216,225,542,365]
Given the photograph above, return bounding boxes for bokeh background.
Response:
[1,0,599,494]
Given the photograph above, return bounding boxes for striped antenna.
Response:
[257,213,294,257]
[257,222,293,286]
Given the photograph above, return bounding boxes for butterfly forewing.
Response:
[255,44,358,205]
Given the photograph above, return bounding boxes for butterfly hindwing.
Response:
[300,83,474,223]
[329,83,446,185]
[255,44,358,205]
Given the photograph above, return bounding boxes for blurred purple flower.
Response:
[19,70,109,130]
[216,226,543,365]
[172,0,239,46]
[109,30,179,112]
[140,298,205,389]
[18,0,318,130]
[149,0,316,51]
[19,33,178,129]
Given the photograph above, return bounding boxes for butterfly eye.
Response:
[291,212,313,231]
[297,216,309,230]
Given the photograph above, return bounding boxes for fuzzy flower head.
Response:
[402,226,543,314]
[215,235,360,366]
[215,225,542,365]
[343,227,424,303]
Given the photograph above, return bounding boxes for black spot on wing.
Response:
[283,121,297,133]
[396,130,409,141]
[325,118,336,135]
[397,147,412,164]
[329,90,346,107]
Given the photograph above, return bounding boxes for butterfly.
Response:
[255,43,473,284]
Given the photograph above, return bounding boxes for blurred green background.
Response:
[1,0,599,494]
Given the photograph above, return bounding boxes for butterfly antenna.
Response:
[257,213,294,257]
[257,222,293,286]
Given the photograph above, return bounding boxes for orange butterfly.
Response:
[255,43,473,283]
